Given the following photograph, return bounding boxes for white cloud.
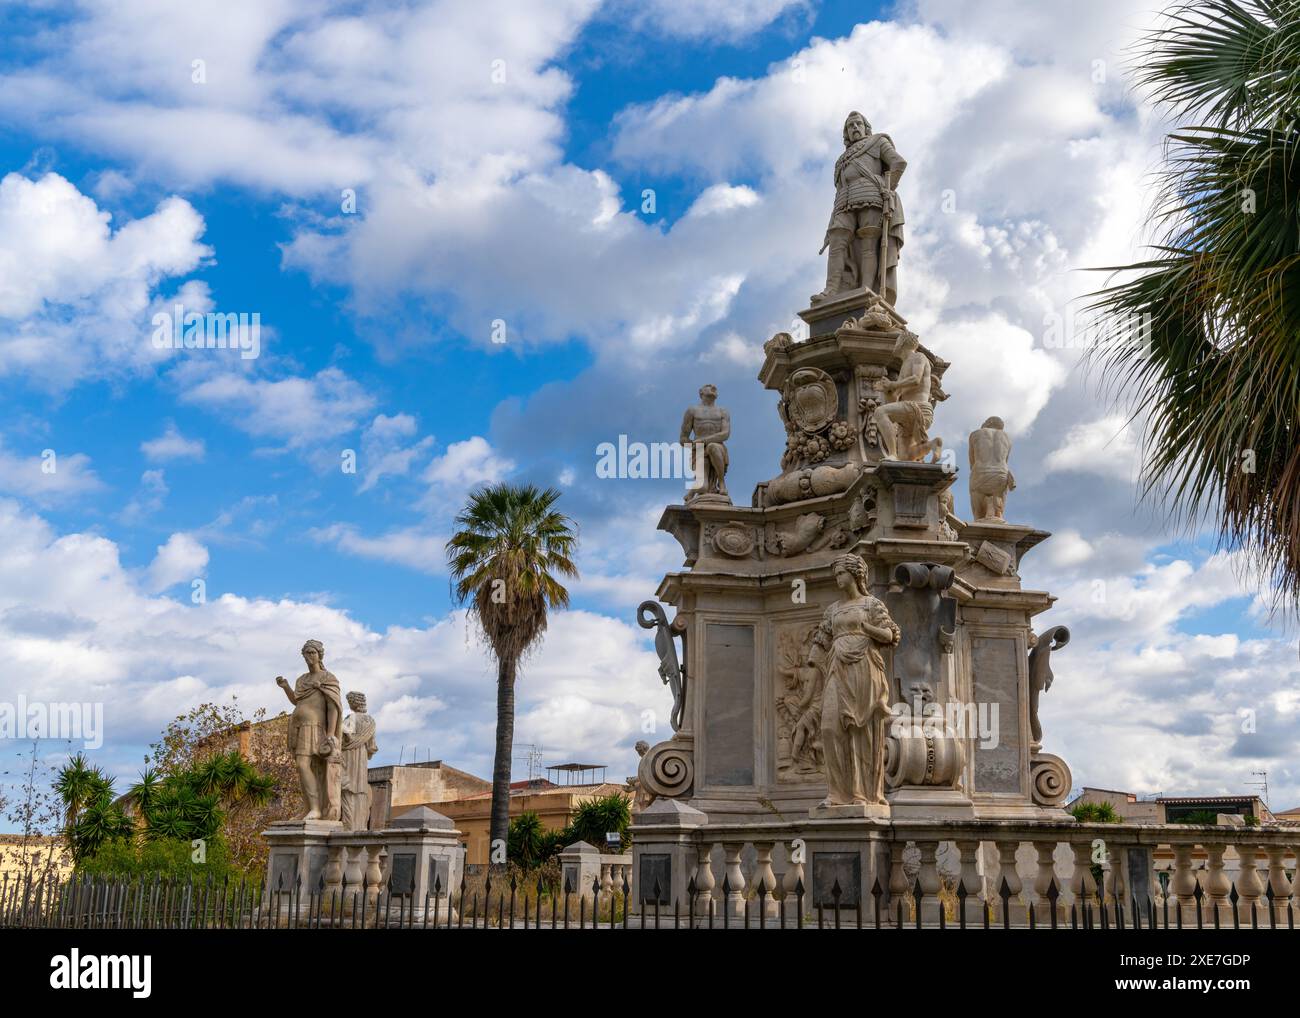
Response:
[423,436,514,492]
[620,0,810,40]
[180,366,376,450]
[309,523,447,575]
[141,421,206,463]
[0,500,662,794]
[0,172,209,387]
[120,468,168,524]
[146,532,209,592]
[0,437,102,504]
[358,413,433,492]
[1045,414,1141,481]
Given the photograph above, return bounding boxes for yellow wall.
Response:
[0,835,71,885]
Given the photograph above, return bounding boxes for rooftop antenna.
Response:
[514,743,544,784]
[1248,770,1269,811]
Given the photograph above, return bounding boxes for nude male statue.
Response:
[968,416,1016,521]
[679,383,731,501]
[275,639,344,821]
[872,331,934,461]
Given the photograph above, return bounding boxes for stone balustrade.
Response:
[629,815,1300,927]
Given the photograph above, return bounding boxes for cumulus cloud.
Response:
[0,500,662,796]
[1045,414,1142,481]
[180,366,376,450]
[359,413,434,492]
[141,421,206,463]
[146,532,209,592]
[0,437,102,504]
[309,522,447,575]
[0,172,209,387]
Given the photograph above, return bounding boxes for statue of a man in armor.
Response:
[812,111,907,307]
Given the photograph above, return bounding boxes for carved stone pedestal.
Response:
[262,808,464,923]
[810,802,891,820]
[886,787,974,821]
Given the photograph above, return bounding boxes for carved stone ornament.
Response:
[637,600,687,732]
[637,736,694,802]
[1030,753,1071,807]
[783,367,839,435]
[711,521,755,558]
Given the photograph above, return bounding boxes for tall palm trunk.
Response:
[489,655,517,860]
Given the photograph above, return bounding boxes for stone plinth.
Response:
[262,808,464,921]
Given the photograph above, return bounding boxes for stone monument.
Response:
[680,383,731,503]
[276,639,343,822]
[807,553,900,818]
[341,691,378,831]
[812,110,907,307]
[264,646,464,921]
[633,110,1073,916]
[968,416,1015,522]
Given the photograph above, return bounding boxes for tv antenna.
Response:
[1248,770,1269,811]
[515,743,544,784]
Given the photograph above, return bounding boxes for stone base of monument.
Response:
[798,284,904,337]
[262,807,463,924]
[886,787,976,821]
[808,801,891,820]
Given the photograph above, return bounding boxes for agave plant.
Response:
[1087,1,1300,605]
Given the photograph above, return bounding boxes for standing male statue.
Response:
[340,691,378,831]
[275,639,344,821]
[812,110,907,307]
[679,383,731,502]
[968,416,1016,521]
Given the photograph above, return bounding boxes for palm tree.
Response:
[446,483,578,860]
[1087,1,1300,604]
[53,753,95,829]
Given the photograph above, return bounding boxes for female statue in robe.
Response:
[811,554,900,807]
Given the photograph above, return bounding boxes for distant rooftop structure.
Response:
[546,762,607,786]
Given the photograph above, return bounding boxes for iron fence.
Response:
[1,868,1296,929]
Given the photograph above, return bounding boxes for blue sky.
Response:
[0,0,1296,828]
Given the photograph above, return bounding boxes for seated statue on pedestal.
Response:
[680,383,731,503]
[873,331,941,462]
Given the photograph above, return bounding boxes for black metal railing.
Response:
[1,868,1295,929]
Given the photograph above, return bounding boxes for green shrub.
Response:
[1069,801,1119,823]
[564,793,632,852]
[79,835,245,882]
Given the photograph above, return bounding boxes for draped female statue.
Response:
[806,554,900,809]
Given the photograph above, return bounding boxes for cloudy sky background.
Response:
[0,0,1295,823]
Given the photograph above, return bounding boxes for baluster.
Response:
[323,846,344,920]
[1069,840,1096,920]
[1202,843,1229,927]
[752,841,778,920]
[782,846,805,927]
[1263,845,1289,927]
[1032,841,1057,927]
[887,841,908,926]
[363,845,384,914]
[721,842,745,921]
[694,843,716,919]
[916,840,941,927]
[1236,844,1263,928]
[994,840,1023,927]
[1170,844,1196,927]
[954,839,983,926]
